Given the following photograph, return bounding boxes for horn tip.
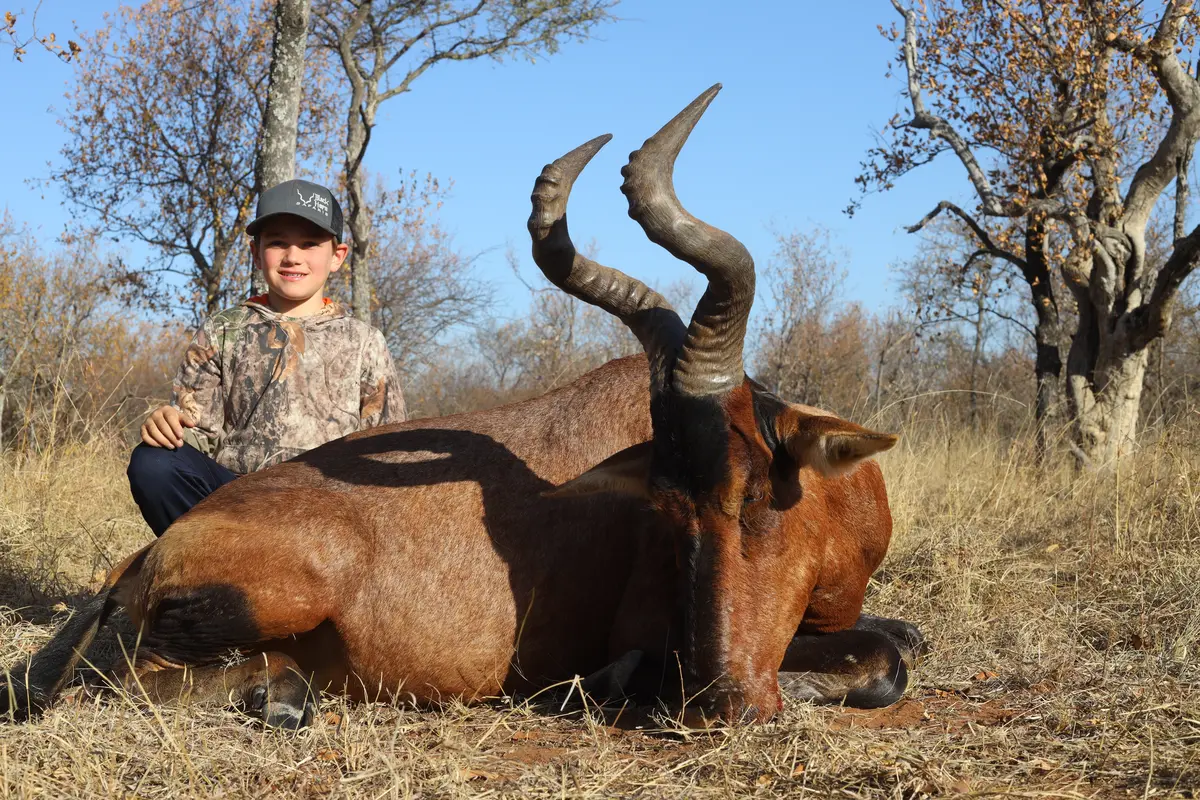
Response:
[551,133,613,174]
[689,83,722,114]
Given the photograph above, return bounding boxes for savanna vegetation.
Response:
[2,0,1199,796]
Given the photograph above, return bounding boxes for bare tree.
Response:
[863,0,1200,465]
[752,227,872,414]
[310,0,619,322]
[53,0,339,320]
[0,221,180,450]
[361,172,492,373]
[896,221,1038,433]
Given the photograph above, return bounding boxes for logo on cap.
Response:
[296,188,331,219]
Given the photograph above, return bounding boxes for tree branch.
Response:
[1105,1,1200,228]
[904,200,1029,273]
[891,0,1008,215]
[1131,221,1200,348]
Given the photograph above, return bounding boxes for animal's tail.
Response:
[1,546,149,722]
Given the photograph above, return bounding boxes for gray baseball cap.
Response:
[246,179,344,242]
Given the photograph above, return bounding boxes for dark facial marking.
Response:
[650,391,730,497]
[750,385,803,509]
[750,384,786,455]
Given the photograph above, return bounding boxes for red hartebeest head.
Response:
[528,85,899,722]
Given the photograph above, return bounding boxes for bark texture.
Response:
[254,0,312,296]
[259,0,310,191]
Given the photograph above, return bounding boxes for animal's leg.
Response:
[778,630,908,709]
[580,649,644,700]
[110,579,336,728]
[852,613,928,667]
[114,651,317,730]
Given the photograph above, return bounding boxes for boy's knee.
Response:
[127,443,181,487]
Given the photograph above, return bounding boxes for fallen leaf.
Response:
[456,767,498,782]
[791,763,806,776]
[972,670,999,681]
[314,748,341,762]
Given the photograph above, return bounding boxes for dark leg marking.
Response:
[852,614,928,668]
[138,584,262,664]
[119,584,319,728]
[581,650,644,700]
[779,629,908,709]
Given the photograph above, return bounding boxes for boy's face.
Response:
[251,215,349,305]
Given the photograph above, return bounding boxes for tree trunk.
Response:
[1064,255,1154,468]
[254,0,311,296]
[344,105,374,323]
[968,277,987,432]
[1067,340,1148,467]
[1024,220,1062,462]
[205,241,230,316]
[259,0,310,191]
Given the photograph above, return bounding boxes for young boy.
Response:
[128,179,405,536]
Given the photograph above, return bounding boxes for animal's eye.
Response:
[743,489,764,505]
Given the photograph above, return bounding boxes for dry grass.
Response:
[2,424,1199,799]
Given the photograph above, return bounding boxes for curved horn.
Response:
[620,84,755,396]
[529,134,686,391]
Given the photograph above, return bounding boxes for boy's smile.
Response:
[251,214,349,316]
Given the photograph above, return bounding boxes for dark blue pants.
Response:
[127,443,239,536]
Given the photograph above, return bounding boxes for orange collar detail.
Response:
[247,294,332,307]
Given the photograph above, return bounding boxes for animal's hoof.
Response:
[262,700,312,730]
[246,686,268,712]
[242,678,315,730]
[892,623,928,668]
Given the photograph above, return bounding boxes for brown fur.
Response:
[88,355,901,723]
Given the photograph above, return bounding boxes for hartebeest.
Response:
[2,86,923,728]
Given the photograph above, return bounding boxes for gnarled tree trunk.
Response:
[1066,325,1148,465]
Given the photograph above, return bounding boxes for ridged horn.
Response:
[620,84,755,396]
[529,134,686,392]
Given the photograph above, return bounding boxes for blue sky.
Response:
[0,0,968,319]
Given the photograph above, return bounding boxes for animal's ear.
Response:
[543,442,653,499]
[779,412,899,479]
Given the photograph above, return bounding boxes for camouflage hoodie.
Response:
[171,296,405,474]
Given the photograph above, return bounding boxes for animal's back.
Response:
[160,356,656,698]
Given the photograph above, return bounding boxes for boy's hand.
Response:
[141,405,196,449]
